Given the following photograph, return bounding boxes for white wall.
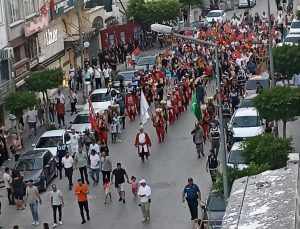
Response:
[0,0,8,49]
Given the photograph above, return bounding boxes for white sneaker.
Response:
[53,223,58,228]
[35,221,40,226]
[59,221,63,225]
[32,222,36,225]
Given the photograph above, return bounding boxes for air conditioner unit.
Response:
[3,47,14,59]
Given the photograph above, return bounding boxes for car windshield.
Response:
[228,150,245,164]
[208,195,226,211]
[136,57,155,66]
[190,22,204,29]
[118,72,135,81]
[240,99,254,108]
[15,158,43,171]
[36,136,62,148]
[207,11,222,17]
[284,36,300,43]
[232,116,260,127]
[246,79,269,90]
[291,22,300,28]
[73,114,90,124]
[90,92,111,102]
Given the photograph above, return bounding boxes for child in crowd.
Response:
[104,178,111,204]
[129,176,138,199]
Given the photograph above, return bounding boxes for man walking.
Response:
[134,125,152,162]
[26,107,38,137]
[24,179,42,226]
[74,179,90,224]
[75,148,90,184]
[57,139,67,179]
[182,178,201,221]
[206,149,219,183]
[3,167,14,205]
[82,129,95,153]
[69,128,80,157]
[62,152,75,190]
[100,151,112,186]
[191,122,205,158]
[50,184,64,227]
[138,179,151,223]
[89,149,100,186]
[209,123,220,156]
[196,82,205,105]
[55,99,65,128]
[111,162,130,203]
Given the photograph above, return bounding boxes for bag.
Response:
[148,199,151,203]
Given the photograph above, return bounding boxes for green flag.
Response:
[191,93,202,121]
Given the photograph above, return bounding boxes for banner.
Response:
[140,90,150,124]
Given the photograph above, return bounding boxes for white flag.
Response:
[140,90,150,124]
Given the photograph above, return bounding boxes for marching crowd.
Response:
[0,2,294,227]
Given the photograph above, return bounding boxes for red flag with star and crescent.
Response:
[88,99,98,131]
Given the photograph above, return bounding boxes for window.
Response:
[0,60,9,82]
[25,36,40,59]
[24,0,36,17]
[13,46,21,62]
[8,0,21,23]
[0,0,3,24]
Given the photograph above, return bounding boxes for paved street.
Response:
[1,1,300,228]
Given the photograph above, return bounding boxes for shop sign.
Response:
[52,0,83,19]
[0,82,12,97]
[45,29,58,46]
[25,4,49,37]
[15,64,29,77]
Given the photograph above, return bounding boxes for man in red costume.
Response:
[152,108,165,143]
[96,112,108,145]
[171,89,178,120]
[126,92,137,121]
[175,86,183,115]
[134,125,152,162]
[166,94,175,125]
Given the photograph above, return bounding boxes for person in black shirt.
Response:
[111,163,129,203]
[57,139,68,179]
[206,149,219,183]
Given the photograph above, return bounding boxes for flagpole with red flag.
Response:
[88,99,98,131]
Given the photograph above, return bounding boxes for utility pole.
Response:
[77,0,84,69]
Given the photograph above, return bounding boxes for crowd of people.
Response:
[0,1,294,227]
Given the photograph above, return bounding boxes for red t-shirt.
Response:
[55,103,65,115]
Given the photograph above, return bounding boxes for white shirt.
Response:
[70,133,80,146]
[138,133,148,152]
[89,154,100,169]
[62,156,74,168]
[138,185,151,203]
[94,68,103,79]
[50,190,63,206]
[26,110,37,123]
[88,143,100,155]
[57,94,65,104]
[103,68,111,79]
[3,173,11,188]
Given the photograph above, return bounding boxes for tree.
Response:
[25,68,64,127]
[242,135,293,170]
[273,45,300,81]
[253,87,300,138]
[127,0,181,28]
[4,91,38,133]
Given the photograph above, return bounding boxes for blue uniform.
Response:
[183,183,200,220]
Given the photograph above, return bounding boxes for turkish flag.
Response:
[237,33,244,41]
[133,47,142,56]
[232,51,241,59]
[128,58,134,65]
[88,99,98,131]
[50,0,55,10]
[200,31,206,37]
[248,32,254,40]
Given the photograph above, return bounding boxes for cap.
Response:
[139,179,146,184]
[139,124,144,129]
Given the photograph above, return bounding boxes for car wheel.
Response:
[42,179,47,192]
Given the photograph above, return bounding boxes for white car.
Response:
[228,107,264,142]
[238,0,256,8]
[239,94,257,108]
[135,55,156,72]
[70,111,91,136]
[227,142,248,170]
[83,88,119,111]
[205,10,226,24]
[32,129,71,156]
[277,34,300,47]
[289,19,300,34]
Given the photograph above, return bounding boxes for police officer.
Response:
[157,33,164,49]
[182,178,201,221]
[209,123,220,156]
[222,99,231,127]
[237,71,246,96]
[206,149,219,183]
[57,139,68,179]
[146,31,153,48]
[229,88,239,112]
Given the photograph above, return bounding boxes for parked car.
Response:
[70,111,91,136]
[239,94,257,108]
[113,70,138,88]
[203,192,226,227]
[227,142,247,170]
[32,129,71,156]
[277,34,300,46]
[190,20,209,31]
[289,19,300,34]
[238,0,256,8]
[83,88,119,111]
[245,74,270,96]
[228,107,264,143]
[135,55,156,72]
[14,150,57,191]
[205,10,226,24]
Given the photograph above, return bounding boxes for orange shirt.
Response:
[74,184,89,202]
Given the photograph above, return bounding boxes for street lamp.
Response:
[151,24,229,200]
